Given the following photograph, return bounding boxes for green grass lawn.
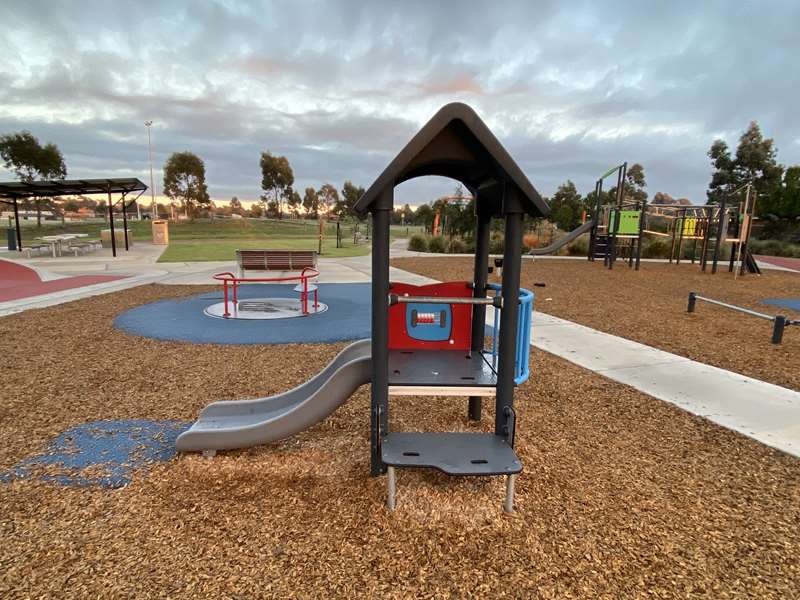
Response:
[16,218,422,262]
[158,238,371,261]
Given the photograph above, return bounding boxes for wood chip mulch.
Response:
[392,257,800,391]
[0,284,798,598]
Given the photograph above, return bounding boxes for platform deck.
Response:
[387,349,497,388]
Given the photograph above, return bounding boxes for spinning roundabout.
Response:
[114,282,371,345]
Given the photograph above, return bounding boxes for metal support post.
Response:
[495,207,523,438]
[469,201,491,421]
[386,466,396,511]
[503,474,516,513]
[107,189,117,258]
[370,189,392,476]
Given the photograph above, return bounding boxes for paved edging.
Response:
[0,271,168,317]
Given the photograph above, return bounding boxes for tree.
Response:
[760,166,800,221]
[734,122,783,197]
[549,180,583,230]
[706,121,783,210]
[162,152,210,218]
[0,131,67,225]
[302,187,319,218]
[317,183,339,215]
[259,151,294,219]
[286,187,302,217]
[607,163,647,204]
[707,139,737,204]
[229,196,243,215]
[336,181,365,219]
[249,203,264,218]
[413,204,435,230]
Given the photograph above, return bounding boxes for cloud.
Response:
[1,0,799,206]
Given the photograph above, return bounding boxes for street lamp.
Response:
[144,121,156,219]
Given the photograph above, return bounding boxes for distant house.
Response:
[64,207,97,221]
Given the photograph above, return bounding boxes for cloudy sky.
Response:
[2,0,799,207]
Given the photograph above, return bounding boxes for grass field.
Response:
[16,218,422,261]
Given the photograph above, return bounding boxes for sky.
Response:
[1,0,799,208]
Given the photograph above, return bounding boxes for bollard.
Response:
[687,291,697,313]
[772,316,787,344]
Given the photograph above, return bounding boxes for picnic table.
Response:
[38,234,90,257]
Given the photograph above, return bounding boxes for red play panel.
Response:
[0,258,126,302]
[755,255,800,273]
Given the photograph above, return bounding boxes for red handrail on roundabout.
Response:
[212,267,320,318]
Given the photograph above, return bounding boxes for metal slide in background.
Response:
[527,221,593,256]
[176,339,371,452]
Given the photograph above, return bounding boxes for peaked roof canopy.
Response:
[354,103,549,218]
[0,178,146,200]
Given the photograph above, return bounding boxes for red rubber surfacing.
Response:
[0,259,126,302]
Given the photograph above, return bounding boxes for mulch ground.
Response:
[392,257,800,391]
[1,284,799,598]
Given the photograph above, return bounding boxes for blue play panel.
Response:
[114,283,372,345]
[761,298,800,313]
[0,420,189,488]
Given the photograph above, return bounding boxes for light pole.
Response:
[144,121,156,219]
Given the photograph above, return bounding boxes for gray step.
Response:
[381,432,522,476]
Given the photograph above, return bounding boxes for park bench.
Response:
[235,249,317,277]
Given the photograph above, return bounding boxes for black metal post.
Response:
[712,198,726,274]
[588,179,601,261]
[107,190,117,258]
[607,163,626,270]
[676,208,685,265]
[12,197,22,251]
[687,291,696,313]
[635,199,645,271]
[121,193,130,251]
[468,201,491,421]
[370,188,392,476]
[772,316,787,344]
[495,198,523,441]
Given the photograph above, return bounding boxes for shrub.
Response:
[447,238,467,254]
[407,233,428,252]
[567,237,588,256]
[522,233,539,250]
[428,236,447,253]
[641,239,670,259]
[489,233,505,255]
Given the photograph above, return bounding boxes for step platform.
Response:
[381,432,522,476]
[381,432,521,512]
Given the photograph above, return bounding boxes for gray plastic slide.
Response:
[176,339,371,452]
[528,221,593,255]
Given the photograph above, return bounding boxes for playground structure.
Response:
[204,248,324,319]
[687,292,797,344]
[206,267,327,319]
[644,182,760,276]
[180,103,547,511]
[579,166,761,276]
[588,163,646,270]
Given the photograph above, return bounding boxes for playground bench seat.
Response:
[235,249,317,277]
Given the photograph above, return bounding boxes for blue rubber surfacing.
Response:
[114,282,372,344]
[761,298,800,313]
[0,420,190,488]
